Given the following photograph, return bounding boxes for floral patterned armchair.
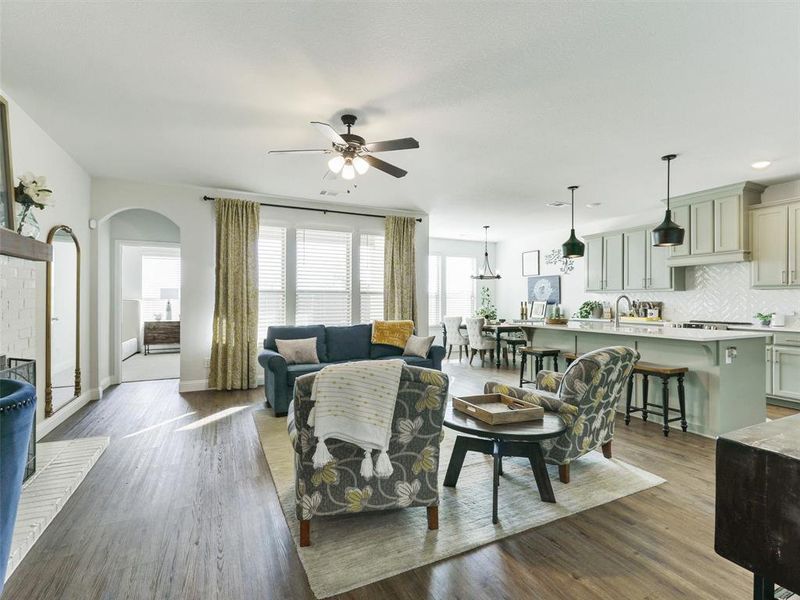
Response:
[485,346,639,484]
[288,364,449,546]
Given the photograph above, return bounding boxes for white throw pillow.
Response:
[275,337,320,365]
[403,334,435,359]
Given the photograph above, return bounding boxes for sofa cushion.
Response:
[266,325,327,363]
[403,334,435,358]
[325,324,371,362]
[275,337,320,365]
[371,320,415,349]
[286,363,327,387]
[370,343,405,360]
[397,356,433,368]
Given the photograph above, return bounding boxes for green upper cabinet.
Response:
[666,182,764,267]
[586,226,684,293]
[751,201,800,288]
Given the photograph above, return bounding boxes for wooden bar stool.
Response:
[505,338,526,365]
[625,361,688,437]
[519,347,560,387]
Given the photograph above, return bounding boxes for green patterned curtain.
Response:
[208,198,260,390]
[384,216,417,323]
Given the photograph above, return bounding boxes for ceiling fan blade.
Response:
[363,137,419,153]
[363,155,408,178]
[310,121,347,146]
[267,149,331,154]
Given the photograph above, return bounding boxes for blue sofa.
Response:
[258,323,445,417]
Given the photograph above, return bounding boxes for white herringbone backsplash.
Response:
[591,262,800,323]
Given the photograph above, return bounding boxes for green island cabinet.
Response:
[665,181,765,267]
[584,226,684,292]
[750,199,800,288]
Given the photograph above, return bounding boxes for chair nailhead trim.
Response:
[0,396,35,413]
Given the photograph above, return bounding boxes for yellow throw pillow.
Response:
[371,320,415,349]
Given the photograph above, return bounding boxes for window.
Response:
[428,255,441,326]
[445,256,476,317]
[258,225,287,338]
[296,228,352,325]
[141,253,181,321]
[359,233,384,323]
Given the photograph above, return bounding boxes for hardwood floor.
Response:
[4,359,794,599]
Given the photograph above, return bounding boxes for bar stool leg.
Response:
[519,353,527,387]
[677,374,688,432]
[553,356,559,373]
[625,374,634,425]
[641,375,649,422]
[535,356,542,375]
[661,376,670,437]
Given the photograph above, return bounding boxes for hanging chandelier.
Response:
[472,225,501,280]
[652,153,685,247]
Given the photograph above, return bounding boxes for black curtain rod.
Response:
[202,196,422,223]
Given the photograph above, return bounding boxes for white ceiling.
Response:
[1,2,798,239]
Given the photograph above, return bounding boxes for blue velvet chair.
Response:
[0,379,36,595]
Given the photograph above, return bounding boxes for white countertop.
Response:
[517,321,773,342]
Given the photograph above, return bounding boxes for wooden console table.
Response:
[143,321,180,355]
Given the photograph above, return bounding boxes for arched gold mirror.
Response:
[45,225,81,416]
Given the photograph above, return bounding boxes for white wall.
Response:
[91,178,428,392]
[0,88,94,437]
[495,179,800,324]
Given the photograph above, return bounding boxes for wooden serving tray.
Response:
[452,393,544,425]
[545,317,569,325]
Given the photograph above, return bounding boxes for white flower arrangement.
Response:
[14,172,53,234]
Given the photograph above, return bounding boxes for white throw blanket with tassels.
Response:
[308,359,404,479]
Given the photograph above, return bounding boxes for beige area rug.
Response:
[253,410,665,598]
[5,437,110,583]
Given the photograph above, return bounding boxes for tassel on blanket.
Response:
[360,449,374,479]
[374,450,393,478]
[313,438,333,468]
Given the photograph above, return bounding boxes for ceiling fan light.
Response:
[341,159,356,180]
[327,155,345,174]
[353,155,370,175]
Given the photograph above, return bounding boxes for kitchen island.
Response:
[518,322,772,437]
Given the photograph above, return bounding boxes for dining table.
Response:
[442,321,525,368]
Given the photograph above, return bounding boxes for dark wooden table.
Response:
[143,320,180,355]
[442,322,525,368]
[443,403,567,523]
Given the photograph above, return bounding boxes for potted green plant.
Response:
[754,312,773,327]
[575,300,603,319]
[475,286,497,322]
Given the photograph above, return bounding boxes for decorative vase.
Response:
[15,205,40,239]
[592,305,604,319]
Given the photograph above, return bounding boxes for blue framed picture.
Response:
[528,275,561,304]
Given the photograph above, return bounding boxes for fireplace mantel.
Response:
[0,228,52,262]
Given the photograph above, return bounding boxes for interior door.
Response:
[751,205,788,287]
[603,233,624,291]
[623,229,647,290]
[773,346,800,400]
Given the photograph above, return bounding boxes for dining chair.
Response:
[465,317,497,366]
[443,316,470,361]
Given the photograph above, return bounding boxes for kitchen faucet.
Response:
[614,295,631,328]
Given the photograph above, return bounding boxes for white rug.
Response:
[5,437,110,583]
[253,410,665,599]
[121,351,179,382]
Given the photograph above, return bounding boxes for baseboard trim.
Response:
[37,389,99,440]
[179,379,210,393]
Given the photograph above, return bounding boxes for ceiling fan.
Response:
[268,114,419,179]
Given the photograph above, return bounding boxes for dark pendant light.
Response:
[472,225,501,279]
[561,185,585,259]
[652,153,685,247]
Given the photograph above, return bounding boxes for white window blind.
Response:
[296,228,352,325]
[359,232,384,323]
[428,255,441,326]
[445,256,476,317]
[141,254,181,322]
[258,225,287,339]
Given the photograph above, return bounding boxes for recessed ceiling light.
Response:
[546,202,567,207]
[751,160,771,169]
[585,202,602,209]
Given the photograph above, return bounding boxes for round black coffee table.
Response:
[443,403,567,524]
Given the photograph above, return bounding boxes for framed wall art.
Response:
[521,250,540,276]
[0,95,15,230]
[527,275,561,305]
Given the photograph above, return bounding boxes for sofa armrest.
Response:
[258,348,287,372]
[427,344,446,370]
